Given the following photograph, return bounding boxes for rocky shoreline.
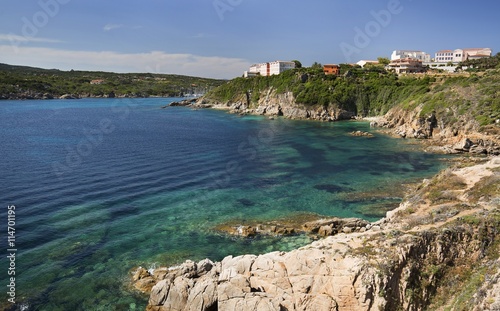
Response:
[133,99,500,310]
[188,92,356,122]
[134,155,500,311]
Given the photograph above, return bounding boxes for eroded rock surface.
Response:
[137,157,500,311]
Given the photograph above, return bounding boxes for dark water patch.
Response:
[314,184,354,193]
[237,198,255,207]
[62,229,109,269]
[108,204,141,219]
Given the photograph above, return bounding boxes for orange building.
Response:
[323,64,340,75]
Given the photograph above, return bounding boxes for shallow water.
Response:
[0,98,450,310]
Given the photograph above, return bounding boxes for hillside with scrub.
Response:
[0,63,226,99]
[202,54,500,131]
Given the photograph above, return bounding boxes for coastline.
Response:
[134,100,500,310]
[135,154,500,311]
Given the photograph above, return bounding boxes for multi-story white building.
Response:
[391,50,431,63]
[435,48,492,63]
[244,61,295,77]
[268,61,295,75]
[388,58,424,74]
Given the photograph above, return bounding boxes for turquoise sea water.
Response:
[0,98,450,310]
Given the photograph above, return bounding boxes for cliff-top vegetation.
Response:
[205,53,500,127]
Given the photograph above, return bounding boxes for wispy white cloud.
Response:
[103,24,124,31]
[0,45,250,79]
[192,33,210,39]
[0,34,62,43]
[103,24,143,32]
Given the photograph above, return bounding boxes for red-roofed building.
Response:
[323,64,340,75]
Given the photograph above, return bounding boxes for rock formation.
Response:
[194,91,355,122]
[135,157,500,311]
[369,105,500,155]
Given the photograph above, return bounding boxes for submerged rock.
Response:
[138,157,500,311]
[350,130,374,137]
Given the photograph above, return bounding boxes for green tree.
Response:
[377,57,390,66]
[292,60,302,68]
[311,62,323,69]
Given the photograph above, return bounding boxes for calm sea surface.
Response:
[0,98,450,310]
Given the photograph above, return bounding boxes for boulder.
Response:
[318,225,333,237]
[255,105,267,115]
[265,104,282,116]
[453,138,474,152]
[59,94,78,99]
[350,131,374,137]
[469,145,487,154]
[237,226,257,237]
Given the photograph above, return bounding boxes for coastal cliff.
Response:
[193,90,355,121]
[137,65,500,310]
[135,156,500,310]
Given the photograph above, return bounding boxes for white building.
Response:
[244,61,295,77]
[268,61,295,75]
[435,48,492,63]
[391,50,431,63]
[388,58,424,74]
[356,60,379,68]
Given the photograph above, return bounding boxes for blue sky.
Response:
[0,0,499,78]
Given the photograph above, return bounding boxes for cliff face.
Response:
[135,157,500,311]
[370,105,500,156]
[143,71,500,310]
[195,90,355,121]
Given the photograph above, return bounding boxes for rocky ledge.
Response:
[192,91,355,122]
[214,216,370,238]
[164,98,198,108]
[133,155,500,311]
[368,107,500,156]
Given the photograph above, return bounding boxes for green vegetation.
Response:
[424,170,468,204]
[458,52,500,72]
[206,55,500,126]
[206,65,433,116]
[0,63,226,99]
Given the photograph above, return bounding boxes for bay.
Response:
[0,98,450,310]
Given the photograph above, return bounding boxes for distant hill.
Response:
[0,63,226,99]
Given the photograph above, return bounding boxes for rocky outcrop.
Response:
[214,216,370,238]
[370,106,500,155]
[350,130,374,137]
[59,94,80,99]
[137,157,500,311]
[166,98,198,108]
[196,91,355,122]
